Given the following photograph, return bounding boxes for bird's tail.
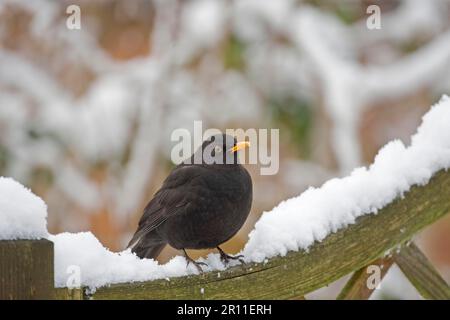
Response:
[127,230,166,259]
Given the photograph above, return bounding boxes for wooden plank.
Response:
[336,257,394,300]
[395,242,450,300]
[82,169,450,299]
[0,239,54,299]
[54,287,84,300]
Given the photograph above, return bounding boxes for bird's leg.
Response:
[217,246,245,264]
[183,249,207,272]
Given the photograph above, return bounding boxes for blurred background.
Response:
[1,0,450,299]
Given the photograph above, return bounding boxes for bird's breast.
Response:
[163,165,252,249]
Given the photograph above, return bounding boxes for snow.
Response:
[182,0,226,50]
[50,231,228,289]
[50,232,202,290]
[290,5,450,173]
[242,95,450,262]
[0,177,48,240]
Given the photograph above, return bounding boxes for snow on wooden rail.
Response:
[1,169,449,299]
[2,96,450,299]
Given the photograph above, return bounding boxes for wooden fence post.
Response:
[0,239,54,300]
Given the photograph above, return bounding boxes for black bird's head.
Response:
[192,134,250,166]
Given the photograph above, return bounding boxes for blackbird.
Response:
[127,134,252,270]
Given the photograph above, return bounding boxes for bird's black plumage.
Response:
[127,134,252,267]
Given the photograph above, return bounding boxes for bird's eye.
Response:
[214,145,222,153]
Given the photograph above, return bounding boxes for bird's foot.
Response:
[217,247,245,265]
[183,249,207,272]
[188,260,208,273]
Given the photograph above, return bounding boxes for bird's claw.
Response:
[220,253,245,265]
[217,247,245,264]
[183,249,208,272]
[186,260,207,272]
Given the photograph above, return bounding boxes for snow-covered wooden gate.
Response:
[1,170,450,300]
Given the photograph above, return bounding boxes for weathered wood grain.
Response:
[0,239,54,299]
[395,242,450,300]
[54,287,84,300]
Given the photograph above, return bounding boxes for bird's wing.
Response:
[127,165,204,248]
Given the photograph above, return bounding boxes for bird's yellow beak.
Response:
[229,141,250,153]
